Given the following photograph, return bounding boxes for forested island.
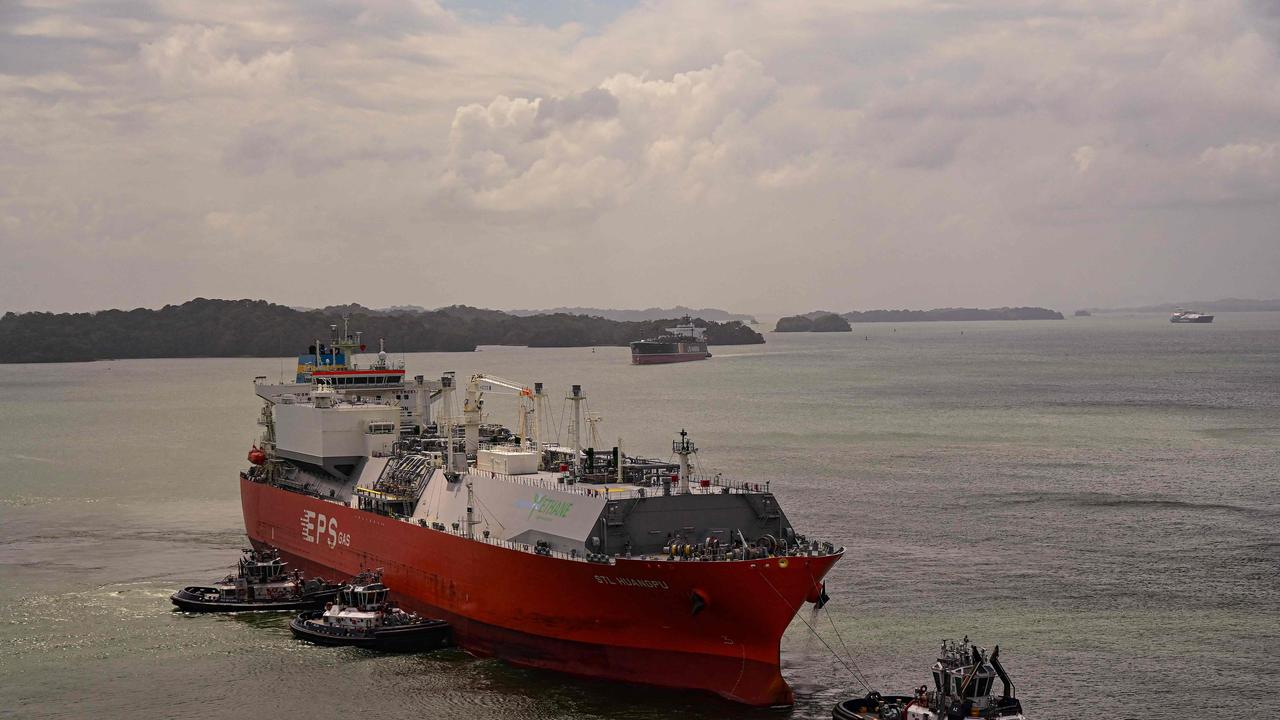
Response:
[508,306,758,324]
[773,307,1062,330]
[842,307,1063,322]
[0,298,764,363]
[774,313,852,332]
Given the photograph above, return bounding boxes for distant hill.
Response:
[507,306,758,324]
[841,307,1063,322]
[1085,298,1280,313]
[775,313,852,332]
[298,303,759,324]
[0,299,764,363]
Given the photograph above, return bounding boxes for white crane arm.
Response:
[469,373,534,397]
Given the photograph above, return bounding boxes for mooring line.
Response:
[756,569,873,692]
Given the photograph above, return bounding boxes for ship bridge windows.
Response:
[366,421,396,435]
[315,373,401,387]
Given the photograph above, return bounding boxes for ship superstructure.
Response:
[241,328,842,705]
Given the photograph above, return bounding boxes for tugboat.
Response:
[834,638,1026,720]
[289,571,452,652]
[171,547,340,612]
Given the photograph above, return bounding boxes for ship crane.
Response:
[466,373,538,454]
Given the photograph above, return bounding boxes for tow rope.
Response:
[756,569,876,693]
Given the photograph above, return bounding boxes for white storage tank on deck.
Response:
[476,448,539,475]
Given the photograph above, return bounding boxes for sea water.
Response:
[2,313,1277,719]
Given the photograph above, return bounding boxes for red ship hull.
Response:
[631,352,710,365]
[241,476,840,705]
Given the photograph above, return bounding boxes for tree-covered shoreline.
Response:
[841,307,1063,322]
[772,306,1063,331]
[0,299,764,363]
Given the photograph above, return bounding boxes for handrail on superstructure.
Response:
[469,468,769,500]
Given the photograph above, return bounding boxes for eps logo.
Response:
[301,509,351,549]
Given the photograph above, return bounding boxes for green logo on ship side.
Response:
[527,493,573,520]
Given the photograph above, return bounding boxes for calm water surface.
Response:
[2,314,1278,719]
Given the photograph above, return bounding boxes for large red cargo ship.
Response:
[241,323,843,705]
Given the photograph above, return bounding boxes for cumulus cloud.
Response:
[441,51,820,212]
[1,0,1279,314]
[140,25,296,89]
[1196,142,1280,201]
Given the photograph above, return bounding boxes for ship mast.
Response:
[586,411,603,452]
[568,384,584,478]
[440,372,458,473]
[465,481,476,539]
[674,429,696,493]
[533,382,545,465]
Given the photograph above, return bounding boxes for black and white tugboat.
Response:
[170,547,340,612]
[834,638,1026,720]
[289,571,451,652]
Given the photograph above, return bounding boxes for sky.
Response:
[2,0,1279,316]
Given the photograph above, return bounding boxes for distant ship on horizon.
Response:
[1170,308,1214,323]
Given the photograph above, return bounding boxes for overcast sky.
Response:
[3,0,1279,315]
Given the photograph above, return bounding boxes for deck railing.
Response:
[469,468,769,501]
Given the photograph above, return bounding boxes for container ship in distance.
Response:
[630,316,712,364]
[242,322,843,705]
